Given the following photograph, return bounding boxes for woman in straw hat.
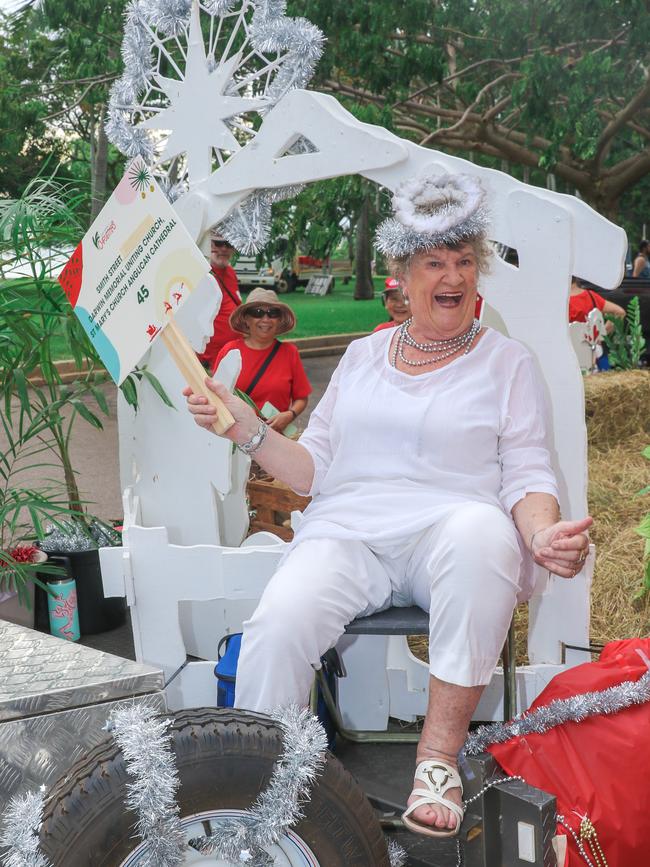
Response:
[185,172,591,839]
[213,286,311,434]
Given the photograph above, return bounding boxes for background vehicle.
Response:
[273,256,353,293]
[233,256,276,290]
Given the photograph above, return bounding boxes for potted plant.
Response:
[0,175,121,629]
[604,296,647,369]
[1,172,173,632]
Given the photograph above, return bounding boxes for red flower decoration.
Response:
[1,545,43,569]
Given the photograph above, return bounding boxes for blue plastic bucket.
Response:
[214,633,242,707]
[214,633,338,747]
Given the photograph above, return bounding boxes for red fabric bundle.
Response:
[489,639,650,867]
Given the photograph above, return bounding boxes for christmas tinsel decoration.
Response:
[217,138,316,254]
[39,519,121,553]
[106,0,324,253]
[108,704,186,867]
[188,705,328,863]
[464,671,650,757]
[387,838,408,867]
[0,790,52,867]
[375,172,490,260]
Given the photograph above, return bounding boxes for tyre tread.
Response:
[41,708,389,867]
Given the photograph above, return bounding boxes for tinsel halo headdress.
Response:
[375,172,489,259]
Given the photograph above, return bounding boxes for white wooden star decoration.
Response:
[140,4,268,183]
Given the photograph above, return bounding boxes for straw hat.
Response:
[230,287,296,335]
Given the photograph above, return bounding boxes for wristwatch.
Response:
[237,420,269,455]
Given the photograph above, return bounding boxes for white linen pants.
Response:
[235,502,522,714]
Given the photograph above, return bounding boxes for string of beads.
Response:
[392,318,480,368]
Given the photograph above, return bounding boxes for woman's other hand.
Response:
[267,411,295,433]
[530,516,593,578]
[183,377,259,444]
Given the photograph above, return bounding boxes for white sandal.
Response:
[402,759,465,838]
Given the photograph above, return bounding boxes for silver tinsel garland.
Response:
[106,0,324,254]
[141,0,192,36]
[217,138,316,253]
[375,212,489,259]
[0,791,52,867]
[387,839,408,867]
[190,705,328,863]
[39,519,121,553]
[464,670,650,756]
[108,704,186,867]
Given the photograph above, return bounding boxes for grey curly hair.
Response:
[387,235,493,281]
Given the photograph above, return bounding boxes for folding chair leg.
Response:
[501,617,517,721]
[314,667,420,743]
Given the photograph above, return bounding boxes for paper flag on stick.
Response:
[58,158,234,433]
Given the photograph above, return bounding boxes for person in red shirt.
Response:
[213,287,311,434]
[198,231,242,370]
[569,277,625,334]
[373,277,411,332]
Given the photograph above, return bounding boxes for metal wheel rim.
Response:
[118,808,321,866]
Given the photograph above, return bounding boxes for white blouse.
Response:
[295,327,558,572]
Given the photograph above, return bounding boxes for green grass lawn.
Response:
[267,276,390,339]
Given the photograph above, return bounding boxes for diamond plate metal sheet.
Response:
[0,620,163,721]
[0,693,166,812]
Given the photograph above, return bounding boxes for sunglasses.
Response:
[211,240,233,249]
[246,307,282,319]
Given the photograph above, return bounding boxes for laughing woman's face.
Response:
[401,244,479,339]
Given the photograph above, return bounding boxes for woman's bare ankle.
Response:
[415,746,459,768]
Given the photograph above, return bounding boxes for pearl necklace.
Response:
[391,318,480,368]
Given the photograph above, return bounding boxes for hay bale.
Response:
[584,369,650,450]
[588,432,649,646]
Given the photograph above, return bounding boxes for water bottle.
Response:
[47,577,81,642]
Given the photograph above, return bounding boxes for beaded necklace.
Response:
[391,317,480,368]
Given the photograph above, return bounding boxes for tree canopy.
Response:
[2,0,649,242]
[0,1,126,216]
[291,0,650,222]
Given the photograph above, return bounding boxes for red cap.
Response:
[384,277,400,290]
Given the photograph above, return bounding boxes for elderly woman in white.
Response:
[185,173,591,839]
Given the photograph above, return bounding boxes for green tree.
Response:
[291,0,650,221]
[0,10,67,197]
[0,2,126,220]
[270,104,394,297]
[271,174,390,298]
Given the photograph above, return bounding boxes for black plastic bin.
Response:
[36,549,126,636]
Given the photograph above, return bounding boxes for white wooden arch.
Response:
[112,72,626,721]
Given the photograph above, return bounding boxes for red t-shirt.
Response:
[568,290,605,323]
[213,339,312,412]
[373,320,398,332]
[198,265,242,367]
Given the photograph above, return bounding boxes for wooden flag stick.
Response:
[161,314,235,435]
